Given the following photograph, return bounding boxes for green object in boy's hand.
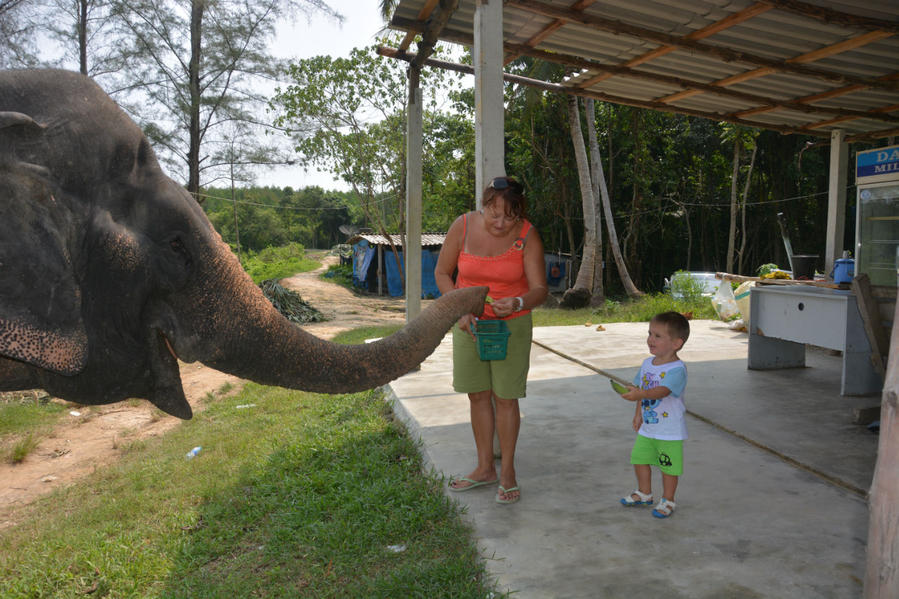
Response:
[610,380,629,394]
[485,296,494,304]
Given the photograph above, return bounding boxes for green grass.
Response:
[0,291,718,597]
[242,243,321,284]
[0,385,501,598]
[321,263,354,290]
[0,398,68,464]
[533,292,716,326]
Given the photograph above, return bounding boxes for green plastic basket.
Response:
[473,319,510,361]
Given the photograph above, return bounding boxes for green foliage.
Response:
[1,398,68,464]
[241,243,319,284]
[259,279,328,324]
[322,263,354,289]
[0,387,500,598]
[667,270,709,301]
[532,293,716,326]
[757,263,780,276]
[272,41,469,232]
[8,433,40,464]
[203,186,358,253]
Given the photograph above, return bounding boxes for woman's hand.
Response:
[458,313,477,339]
[491,297,518,318]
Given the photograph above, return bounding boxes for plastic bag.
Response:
[711,279,739,321]
[733,280,754,323]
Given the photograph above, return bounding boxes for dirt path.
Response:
[0,251,419,528]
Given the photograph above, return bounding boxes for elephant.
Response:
[0,69,486,419]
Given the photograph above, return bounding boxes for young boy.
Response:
[617,311,690,518]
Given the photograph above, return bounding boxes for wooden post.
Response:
[852,273,889,378]
[405,72,423,322]
[474,0,505,208]
[864,300,899,597]
[825,129,847,277]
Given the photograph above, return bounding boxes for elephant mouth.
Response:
[146,328,192,419]
[161,333,178,360]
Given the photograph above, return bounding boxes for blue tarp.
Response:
[384,250,442,298]
[352,240,375,288]
[546,256,567,290]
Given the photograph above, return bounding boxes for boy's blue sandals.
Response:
[652,498,676,518]
[620,490,653,506]
[448,476,498,492]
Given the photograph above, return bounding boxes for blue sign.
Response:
[857,145,899,180]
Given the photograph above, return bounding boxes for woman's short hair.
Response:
[482,176,526,220]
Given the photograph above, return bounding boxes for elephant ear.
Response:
[0,162,88,375]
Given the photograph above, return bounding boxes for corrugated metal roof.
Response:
[348,233,447,247]
[388,0,899,141]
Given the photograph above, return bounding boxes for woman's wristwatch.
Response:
[514,297,524,312]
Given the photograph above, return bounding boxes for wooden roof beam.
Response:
[505,0,596,65]
[506,43,898,124]
[505,0,897,91]
[410,0,459,71]
[386,16,899,125]
[656,30,894,104]
[759,0,899,35]
[579,2,772,87]
[377,45,837,138]
[398,0,441,52]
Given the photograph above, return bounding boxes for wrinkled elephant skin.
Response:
[0,69,487,419]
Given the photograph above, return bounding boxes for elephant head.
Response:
[0,69,486,419]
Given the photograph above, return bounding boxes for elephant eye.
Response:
[169,237,191,267]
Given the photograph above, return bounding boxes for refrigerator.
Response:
[855,144,899,287]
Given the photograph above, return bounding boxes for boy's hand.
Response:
[632,412,642,433]
[621,386,642,402]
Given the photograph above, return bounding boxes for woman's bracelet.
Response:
[514,297,524,312]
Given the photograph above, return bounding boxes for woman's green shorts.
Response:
[452,313,533,400]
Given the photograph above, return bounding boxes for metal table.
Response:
[748,285,882,395]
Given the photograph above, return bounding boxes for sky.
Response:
[264,0,391,191]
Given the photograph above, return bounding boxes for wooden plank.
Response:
[715,272,848,289]
[863,299,899,598]
[852,273,889,378]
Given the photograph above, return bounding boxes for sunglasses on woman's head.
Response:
[489,177,523,194]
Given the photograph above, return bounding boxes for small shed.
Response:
[348,233,446,298]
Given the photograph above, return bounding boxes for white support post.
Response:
[474,0,505,209]
[405,82,423,322]
[826,129,848,277]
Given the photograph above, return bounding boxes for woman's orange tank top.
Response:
[456,212,533,320]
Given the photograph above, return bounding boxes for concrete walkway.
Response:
[386,320,880,598]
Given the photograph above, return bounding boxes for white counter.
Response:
[747,285,881,395]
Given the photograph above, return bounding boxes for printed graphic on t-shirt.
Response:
[639,370,668,425]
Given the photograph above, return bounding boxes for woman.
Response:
[434,176,548,505]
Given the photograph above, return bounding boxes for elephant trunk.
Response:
[188,248,487,393]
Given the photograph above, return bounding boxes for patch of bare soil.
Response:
[0,251,419,527]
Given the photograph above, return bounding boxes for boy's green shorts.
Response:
[630,434,684,476]
[452,313,532,400]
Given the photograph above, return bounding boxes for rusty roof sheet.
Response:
[388,0,899,141]
[349,233,447,246]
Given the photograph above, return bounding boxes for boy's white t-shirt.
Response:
[633,356,688,441]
